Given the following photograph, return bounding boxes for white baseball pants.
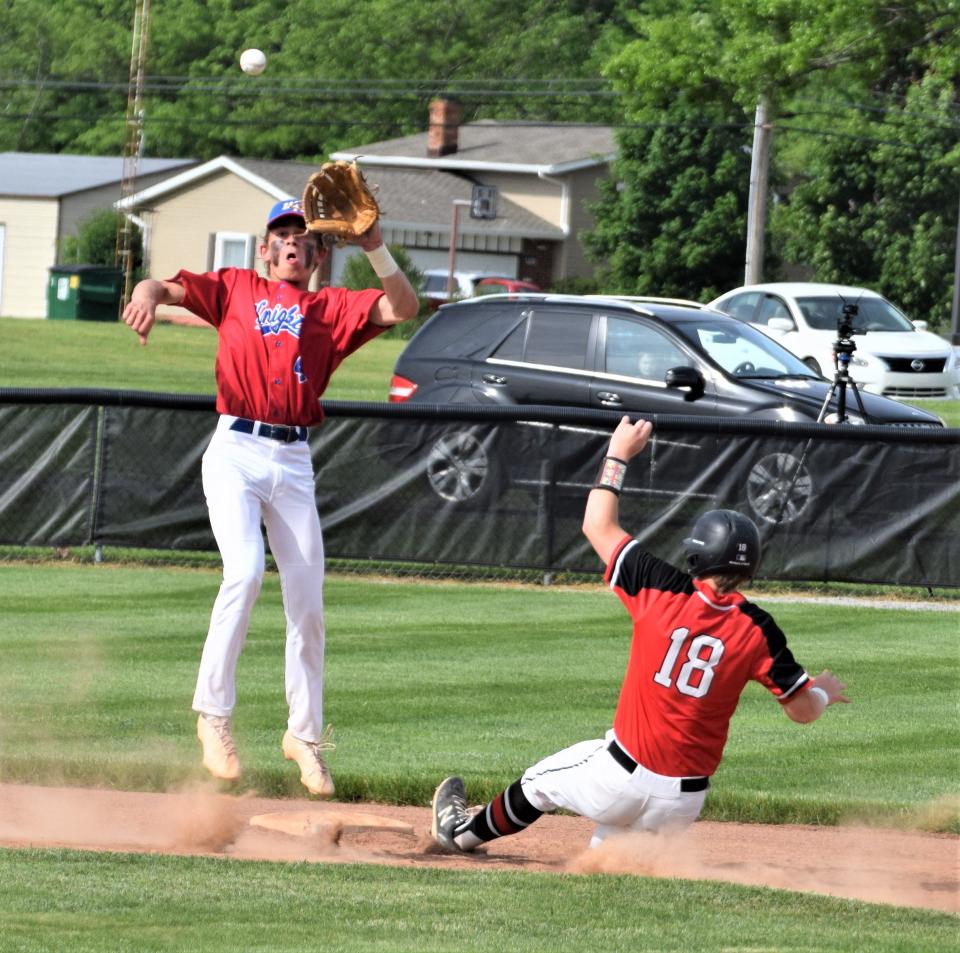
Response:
[192,415,327,742]
[521,730,708,846]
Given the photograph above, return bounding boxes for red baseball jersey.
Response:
[605,535,810,778]
[171,268,386,426]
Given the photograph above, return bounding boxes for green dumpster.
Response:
[47,265,124,321]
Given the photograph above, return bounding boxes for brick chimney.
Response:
[427,98,462,157]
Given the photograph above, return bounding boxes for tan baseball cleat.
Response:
[197,713,241,781]
[282,727,335,797]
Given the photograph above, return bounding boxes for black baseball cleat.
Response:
[430,776,470,852]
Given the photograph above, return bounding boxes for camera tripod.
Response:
[816,309,868,424]
[764,301,866,528]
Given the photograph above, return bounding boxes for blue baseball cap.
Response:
[266,198,306,229]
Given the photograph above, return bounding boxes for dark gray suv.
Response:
[384,294,942,516]
[389,294,943,426]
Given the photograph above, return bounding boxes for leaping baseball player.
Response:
[431,416,850,851]
[123,197,418,795]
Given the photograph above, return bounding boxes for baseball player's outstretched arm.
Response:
[783,669,851,723]
[582,416,653,565]
[359,224,419,326]
[122,278,185,346]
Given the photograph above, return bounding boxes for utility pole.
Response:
[116,0,151,315]
[952,189,960,346]
[744,97,772,286]
[446,199,471,300]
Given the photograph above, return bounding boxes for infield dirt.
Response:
[0,781,956,914]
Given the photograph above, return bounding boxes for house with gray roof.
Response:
[333,99,615,286]
[115,101,615,322]
[0,153,195,318]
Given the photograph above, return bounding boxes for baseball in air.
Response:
[240,48,267,75]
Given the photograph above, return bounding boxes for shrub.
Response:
[60,208,143,282]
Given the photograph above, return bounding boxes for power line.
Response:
[774,122,945,152]
[0,75,616,87]
[0,112,716,131]
[1,76,954,160]
[0,76,619,98]
[789,104,960,131]
[4,76,955,115]
[0,110,950,156]
[3,78,955,135]
[794,90,960,119]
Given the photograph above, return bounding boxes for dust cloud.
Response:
[0,784,955,913]
[568,824,960,912]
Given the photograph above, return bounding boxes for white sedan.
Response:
[707,282,960,400]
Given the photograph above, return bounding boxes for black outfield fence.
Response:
[1,388,958,588]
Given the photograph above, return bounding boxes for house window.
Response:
[213,232,255,269]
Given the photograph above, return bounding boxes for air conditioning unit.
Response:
[470,185,497,220]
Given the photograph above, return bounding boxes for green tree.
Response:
[776,74,960,330]
[0,0,627,160]
[604,0,954,112]
[339,244,429,338]
[587,0,958,308]
[585,102,754,300]
[0,0,132,153]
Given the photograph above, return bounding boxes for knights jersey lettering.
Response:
[171,268,385,426]
[605,535,809,777]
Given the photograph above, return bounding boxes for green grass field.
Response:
[0,317,405,402]
[0,563,957,951]
[1,849,955,953]
[2,319,957,949]
[1,316,958,423]
[1,564,956,827]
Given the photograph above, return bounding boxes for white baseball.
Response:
[240,48,266,75]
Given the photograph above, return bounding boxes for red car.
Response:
[473,277,543,296]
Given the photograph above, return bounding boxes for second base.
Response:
[250,809,415,837]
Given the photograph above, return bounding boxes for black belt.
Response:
[607,739,710,793]
[229,418,307,443]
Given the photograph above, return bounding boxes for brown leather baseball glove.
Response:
[302,160,380,245]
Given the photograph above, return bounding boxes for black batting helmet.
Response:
[682,509,761,577]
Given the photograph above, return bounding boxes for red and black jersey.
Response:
[171,268,385,427]
[605,534,810,778]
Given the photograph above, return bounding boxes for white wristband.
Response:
[809,686,829,707]
[365,244,399,279]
